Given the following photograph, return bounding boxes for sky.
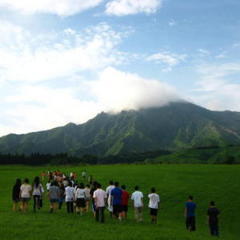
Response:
[0,0,240,136]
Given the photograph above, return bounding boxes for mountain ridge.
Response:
[0,101,240,157]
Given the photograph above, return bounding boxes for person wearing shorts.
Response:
[75,183,86,215]
[148,188,160,224]
[32,176,44,212]
[131,186,144,222]
[111,182,122,220]
[48,181,60,213]
[120,185,129,219]
[20,178,32,212]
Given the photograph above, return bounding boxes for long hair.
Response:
[14,178,21,188]
[33,176,40,188]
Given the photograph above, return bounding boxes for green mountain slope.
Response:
[0,101,240,157]
[148,145,240,164]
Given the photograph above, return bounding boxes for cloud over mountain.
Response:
[89,67,181,112]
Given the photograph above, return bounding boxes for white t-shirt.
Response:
[75,188,86,199]
[131,191,143,207]
[106,185,114,196]
[20,184,32,198]
[148,193,160,209]
[65,186,75,202]
[32,184,44,196]
[93,189,107,208]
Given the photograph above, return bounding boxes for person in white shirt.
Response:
[20,178,32,212]
[148,187,160,223]
[46,180,51,192]
[75,183,86,215]
[93,183,107,223]
[106,180,115,217]
[32,176,44,212]
[65,182,75,213]
[131,186,144,222]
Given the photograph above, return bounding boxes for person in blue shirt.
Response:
[184,195,196,231]
[111,182,122,220]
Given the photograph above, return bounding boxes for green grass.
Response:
[0,164,239,240]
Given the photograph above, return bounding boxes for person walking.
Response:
[75,183,86,215]
[32,176,44,212]
[93,183,107,223]
[84,184,91,212]
[185,195,197,231]
[12,178,21,211]
[65,182,75,213]
[106,180,115,217]
[207,201,220,237]
[120,185,130,219]
[90,181,98,217]
[20,178,32,212]
[58,183,65,210]
[48,181,60,213]
[111,182,123,220]
[148,187,160,224]
[131,186,144,222]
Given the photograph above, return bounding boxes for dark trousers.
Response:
[210,224,219,236]
[66,201,74,213]
[33,195,41,211]
[186,216,196,231]
[96,207,105,223]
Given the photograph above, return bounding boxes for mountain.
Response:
[149,145,240,164]
[0,101,240,157]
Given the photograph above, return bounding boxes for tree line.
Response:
[0,150,170,165]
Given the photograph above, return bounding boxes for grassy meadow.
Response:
[0,164,239,240]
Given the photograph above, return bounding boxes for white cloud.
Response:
[89,67,180,112]
[146,51,187,71]
[0,21,125,83]
[192,63,240,111]
[105,0,162,16]
[3,85,102,135]
[0,20,140,136]
[0,0,103,16]
[2,67,180,136]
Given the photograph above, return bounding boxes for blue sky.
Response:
[0,0,240,136]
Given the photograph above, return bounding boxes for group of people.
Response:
[11,172,220,237]
[185,196,220,237]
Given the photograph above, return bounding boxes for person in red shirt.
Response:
[120,185,130,219]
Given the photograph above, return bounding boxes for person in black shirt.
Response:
[207,201,220,237]
[12,178,21,211]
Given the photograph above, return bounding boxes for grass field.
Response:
[0,164,239,240]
